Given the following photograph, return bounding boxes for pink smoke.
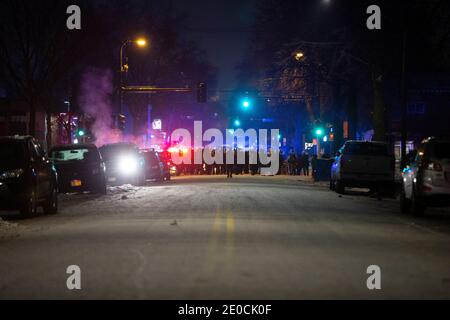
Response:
[79,68,122,147]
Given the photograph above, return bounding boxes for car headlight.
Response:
[0,169,24,180]
[118,156,139,175]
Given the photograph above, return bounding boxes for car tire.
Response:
[400,186,411,214]
[43,184,58,215]
[20,188,38,218]
[411,189,425,216]
[335,180,345,194]
[97,180,107,195]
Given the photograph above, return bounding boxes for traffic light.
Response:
[241,98,251,109]
[118,114,126,130]
[76,129,85,137]
[234,119,241,127]
[197,82,207,103]
[315,128,324,136]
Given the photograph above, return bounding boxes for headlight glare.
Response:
[118,156,138,176]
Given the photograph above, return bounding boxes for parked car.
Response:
[330,141,396,195]
[400,137,450,215]
[140,149,170,181]
[0,136,58,217]
[49,144,107,194]
[99,143,145,186]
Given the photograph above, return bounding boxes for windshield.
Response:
[0,140,25,169]
[99,145,138,161]
[344,143,389,156]
[433,143,450,159]
[50,148,99,162]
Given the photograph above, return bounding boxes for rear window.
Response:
[100,145,137,160]
[51,148,99,162]
[433,143,450,159]
[0,140,25,168]
[344,143,389,156]
[144,152,159,163]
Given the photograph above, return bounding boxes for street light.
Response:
[119,37,148,114]
[294,51,305,61]
[120,37,148,73]
[135,38,147,47]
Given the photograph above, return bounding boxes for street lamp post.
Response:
[119,38,147,115]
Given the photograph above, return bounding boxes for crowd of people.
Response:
[172,148,313,178]
[286,150,311,176]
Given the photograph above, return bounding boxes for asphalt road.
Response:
[1,175,450,299]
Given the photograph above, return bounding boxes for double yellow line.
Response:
[203,209,235,275]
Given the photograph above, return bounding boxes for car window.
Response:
[344,143,389,156]
[100,145,137,160]
[50,148,98,162]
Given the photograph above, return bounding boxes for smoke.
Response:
[79,68,121,147]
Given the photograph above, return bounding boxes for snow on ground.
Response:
[0,217,18,240]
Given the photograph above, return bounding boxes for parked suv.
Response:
[401,137,450,215]
[0,136,58,217]
[330,141,396,195]
[141,149,170,182]
[50,144,107,194]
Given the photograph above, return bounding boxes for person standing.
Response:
[225,147,234,179]
[302,152,310,176]
[297,153,304,175]
[287,150,297,176]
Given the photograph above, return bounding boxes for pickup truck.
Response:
[330,141,396,195]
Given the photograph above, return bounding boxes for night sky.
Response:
[172,0,257,91]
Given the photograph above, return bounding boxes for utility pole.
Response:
[400,15,408,170]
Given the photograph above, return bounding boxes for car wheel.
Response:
[400,186,411,214]
[43,184,58,215]
[97,180,107,195]
[411,188,425,216]
[20,188,38,218]
[335,180,345,194]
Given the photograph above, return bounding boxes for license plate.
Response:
[108,177,117,182]
[71,180,82,187]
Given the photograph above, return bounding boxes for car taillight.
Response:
[422,161,442,172]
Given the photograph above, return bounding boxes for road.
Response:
[1,175,450,299]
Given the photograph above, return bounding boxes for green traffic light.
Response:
[234,120,241,127]
[315,128,324,136]
[78,130,85,137]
